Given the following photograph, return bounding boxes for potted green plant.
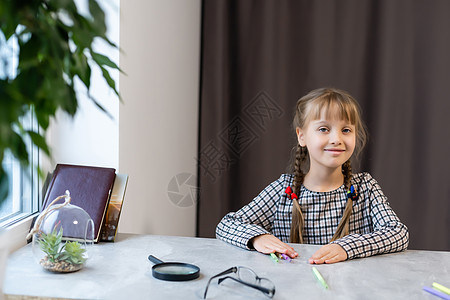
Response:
[0,0,121,206]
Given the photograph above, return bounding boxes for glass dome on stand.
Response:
[28,190,94,273]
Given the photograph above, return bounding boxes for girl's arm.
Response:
[215,176,287,250]
[332,175,409,259]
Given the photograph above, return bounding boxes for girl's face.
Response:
[296,112,356,172]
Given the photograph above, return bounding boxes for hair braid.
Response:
[330,160,353,242]
[289,144,307,243]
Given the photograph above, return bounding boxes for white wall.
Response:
[118,0,201,236]
[46,0,120,171]
[46,0,201,237]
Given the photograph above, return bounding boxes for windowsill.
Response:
[3,214,37,253]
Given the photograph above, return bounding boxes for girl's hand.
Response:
[250,234,298,258]
[308,243,348,264]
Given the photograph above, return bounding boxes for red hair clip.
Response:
[285,187,297,200]
[285,186,292,195]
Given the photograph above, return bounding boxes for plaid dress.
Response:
[216,172,409,259]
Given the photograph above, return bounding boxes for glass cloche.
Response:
[29,190,94,273]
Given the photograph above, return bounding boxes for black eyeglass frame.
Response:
[203,266,275,299]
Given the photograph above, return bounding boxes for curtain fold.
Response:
[198,0,450,251]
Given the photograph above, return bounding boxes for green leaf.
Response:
[72,50,91,89]
[88,0,106,36]
[64,83,78,115]
[91,51,121,71]
[0,167,9,206]
[99,65,118,96]
[35,109,51,130]
[71,15,95,49]
[9,132,29,164]
[18,34,42,70]
[56,252,69,262]
[0,6,18,40]
[27,130,50,156]
[16,68,43,101]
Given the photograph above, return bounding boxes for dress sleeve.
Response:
[215,175,286,250]
[332,174,409,259]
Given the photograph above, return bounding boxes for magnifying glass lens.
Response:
[155,265,198,275]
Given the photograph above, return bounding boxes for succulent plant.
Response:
[38,227,86,266]
[38,227,63,263]
[61,241,87,265]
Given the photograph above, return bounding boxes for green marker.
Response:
[433,282,450,295]
[312,267,329,289]
[269,253,279,263]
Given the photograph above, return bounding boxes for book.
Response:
[100,173,128,242]
[42,164,116,242]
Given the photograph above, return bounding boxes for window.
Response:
[0,116,40,227]
[0,26,40,227]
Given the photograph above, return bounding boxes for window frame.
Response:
[1,24,40,230]
[0,113,40,228]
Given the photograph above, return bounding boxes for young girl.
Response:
[216,88,409,264]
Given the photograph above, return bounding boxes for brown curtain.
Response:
[197,0,450,251]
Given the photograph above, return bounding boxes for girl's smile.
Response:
[324,148,346,153]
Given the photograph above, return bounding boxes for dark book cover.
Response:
[42,164,116,242]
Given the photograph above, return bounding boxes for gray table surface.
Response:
[3,234,450,300]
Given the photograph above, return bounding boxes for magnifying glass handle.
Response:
[148,255,164,264]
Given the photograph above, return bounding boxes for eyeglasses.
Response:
[203,266,275,299]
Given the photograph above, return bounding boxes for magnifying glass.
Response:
[148,255,200,281]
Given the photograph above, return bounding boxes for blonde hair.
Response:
[289,88,367,244]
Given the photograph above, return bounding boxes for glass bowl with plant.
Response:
[29,191,94,273]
